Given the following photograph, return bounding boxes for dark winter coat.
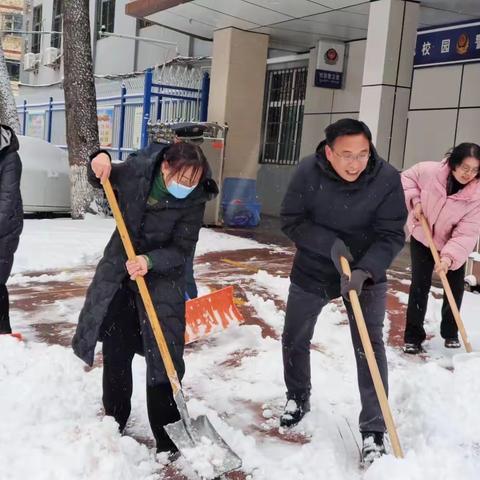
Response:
[281,141,407,297]
[0,125,23,285]
[72,143,218,385]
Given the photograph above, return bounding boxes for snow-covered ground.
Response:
[2,217,480,479]
[10,216,269,276]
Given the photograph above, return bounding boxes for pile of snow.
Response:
[0,337,159,480]
[180,436,229,479]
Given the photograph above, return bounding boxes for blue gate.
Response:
[17,68,210,160]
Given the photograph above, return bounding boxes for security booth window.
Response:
[260,66,307,166]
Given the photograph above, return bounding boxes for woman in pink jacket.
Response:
[402,143,480,354]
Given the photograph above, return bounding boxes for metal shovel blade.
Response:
[164,392,242,479]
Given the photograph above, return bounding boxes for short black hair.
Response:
[324,118,373,147]
[163,142,208,182]
[446,143,480,178]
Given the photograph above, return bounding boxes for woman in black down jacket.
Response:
[72,141,217,456]
[0,125,23,336]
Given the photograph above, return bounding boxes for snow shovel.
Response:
[185,286,244,344]
[102,179,242,478]
[419,215,473,353]
[340,256,404,459]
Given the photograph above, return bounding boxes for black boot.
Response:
[279,393,310,427]
[0,285,12,334]
[444,337,461,349]
[147,383,181,456]
[403,342,425,355]
[361,432,386,466]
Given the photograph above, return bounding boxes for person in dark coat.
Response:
[0,125,23,335]
[279,118,407,463]
[72,141,218,455]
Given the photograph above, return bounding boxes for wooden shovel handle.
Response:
[102,179,181,394]
[419,215,472,353]
[340,257,404,459]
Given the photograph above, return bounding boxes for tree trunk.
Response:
[63,0,100,219]
[0,45,21,133]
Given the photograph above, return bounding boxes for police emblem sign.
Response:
[315,40,345,89]
[414,21,480,68]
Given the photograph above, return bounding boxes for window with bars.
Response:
[97,0,116,38]
[31,5,42,54]
[51,0,63,49]
[260,66,307,166]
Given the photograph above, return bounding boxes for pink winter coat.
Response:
[401,160,480,270]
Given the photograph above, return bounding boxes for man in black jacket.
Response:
[0,125,23,336]
[280,118,407,463]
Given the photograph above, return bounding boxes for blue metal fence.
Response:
[17,69,210,159]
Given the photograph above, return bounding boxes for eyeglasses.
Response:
[332,149,370,163]
[459,164,479,175]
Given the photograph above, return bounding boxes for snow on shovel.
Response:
[340,256,404,460]
[102,179,242,478]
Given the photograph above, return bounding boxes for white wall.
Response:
[299,39,366,159]
[135,24,191,72]
[94,0,136,75]
[404,62,480,169]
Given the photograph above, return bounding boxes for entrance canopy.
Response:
[126,0,480,52]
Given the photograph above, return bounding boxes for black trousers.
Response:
[101,284,180,452]
[404,237,465,345]
[0,284,11,334]
[282,281,388,433]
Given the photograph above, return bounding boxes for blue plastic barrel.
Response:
[221,177,261,227]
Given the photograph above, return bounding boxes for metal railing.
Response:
[17,68,210,159]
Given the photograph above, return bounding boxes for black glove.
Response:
[330,238,353,274]
[341,269,372,299]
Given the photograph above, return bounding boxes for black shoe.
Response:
[444,338,461,349]
[279,396,310,427]
[403,343,425,355]
[361,432,386,466]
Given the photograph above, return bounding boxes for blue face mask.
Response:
[167,180,197,199]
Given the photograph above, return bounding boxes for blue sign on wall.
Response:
[314,40,345,89]
[314,70,343,89]
[414,21,480,68]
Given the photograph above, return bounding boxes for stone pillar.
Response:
[359,0,419,168]
[208,27,269,180]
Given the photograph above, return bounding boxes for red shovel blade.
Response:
[185,286,244,344]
